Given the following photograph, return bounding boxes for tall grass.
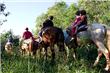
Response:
[1,44,108,73]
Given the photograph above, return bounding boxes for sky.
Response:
[0,0,78,36]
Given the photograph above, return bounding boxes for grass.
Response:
[1,44,109,73]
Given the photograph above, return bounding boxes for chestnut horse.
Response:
[20,38,39,57]
[40,27,67,60]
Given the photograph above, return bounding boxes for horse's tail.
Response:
[103,25,107,38]
[58,28,64,42]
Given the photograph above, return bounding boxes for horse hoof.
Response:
[93,60,99,67]
[104,67,109,71]
[104,64,110,71]
[73,54,77,60]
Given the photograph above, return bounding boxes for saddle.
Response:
[66,25,88,37]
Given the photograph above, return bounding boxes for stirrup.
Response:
[70,37,74,41]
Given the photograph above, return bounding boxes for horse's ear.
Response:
[42,31,45,36]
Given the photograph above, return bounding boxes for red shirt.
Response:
[23,31,33,40]
[72,16,81,35]
[72,16,81,27]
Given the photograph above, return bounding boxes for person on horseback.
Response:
[23,27,33,40]
[7,34,13,43]
[19,27,34,55]
[71,10,82,36]
[5,34,13,54]
[71,10,88,36]
[70,10,88,46]
[42,16,54,29]
[39,16,54,37]
[6,34,13,47]
[19,27,34,47]
[22,27,34,42]
[77,10,88,32]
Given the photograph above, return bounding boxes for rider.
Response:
[19,27,34,46]
[7,34,13,46]
[71,10,88,36]
[43,16,54,28]
[70,10,88,46]
[22,27,34,41]
[77,9,88,32]
[39,16,54,37]
[71,10,82,36]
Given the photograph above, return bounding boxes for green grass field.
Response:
[1,45,108,73]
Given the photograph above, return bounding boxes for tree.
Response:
[0,30,19,51]
[34,2,77,35]
[63,3,78,27]
[78,0,110,25]
[0,3,10,25]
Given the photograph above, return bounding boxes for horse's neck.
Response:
[35,37,42,43]
[6,41,12,44]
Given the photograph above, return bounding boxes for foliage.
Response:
[0,30,19,51]
[1,1,110,73]
[34,2,77,35]
[0,3,10,25]
[47,2,67,27]
[0,30,12,50]
[78,0,110,25]
[34,1,110,35]
[1,44,106,73]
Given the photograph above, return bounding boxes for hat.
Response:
[25,27,28,30]
[49,16,54,20]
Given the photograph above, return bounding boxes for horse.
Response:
[19,37,39,57]
[66,23,110,71]
[63,30,77,60]
[40,26,67,60]
[5,41,13,55]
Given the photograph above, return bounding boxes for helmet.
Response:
[49,16,54,20]
[25,27,28,30]
[9,34,12,37]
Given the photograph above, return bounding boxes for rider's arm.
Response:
[72,17,82,28]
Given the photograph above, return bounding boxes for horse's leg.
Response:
[28,41,33,56]
[58,42,67,62]
[107,29,110,55]
[32,42,37,58]
[39,47,42,58]
[74,35,78,47]
[93,49,102,66]
[71,37,77,60]
[72,47,77,60]
[45,47,48,60]
[50,44,55,61]
[94,41,110,71]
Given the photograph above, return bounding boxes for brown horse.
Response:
[20,38,39,57]
[40,27,67,60]
[66,23,110,71]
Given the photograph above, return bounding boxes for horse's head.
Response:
[66,26,72,36]
[42,27,56,44]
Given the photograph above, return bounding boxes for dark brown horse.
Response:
[40,27,67,60]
